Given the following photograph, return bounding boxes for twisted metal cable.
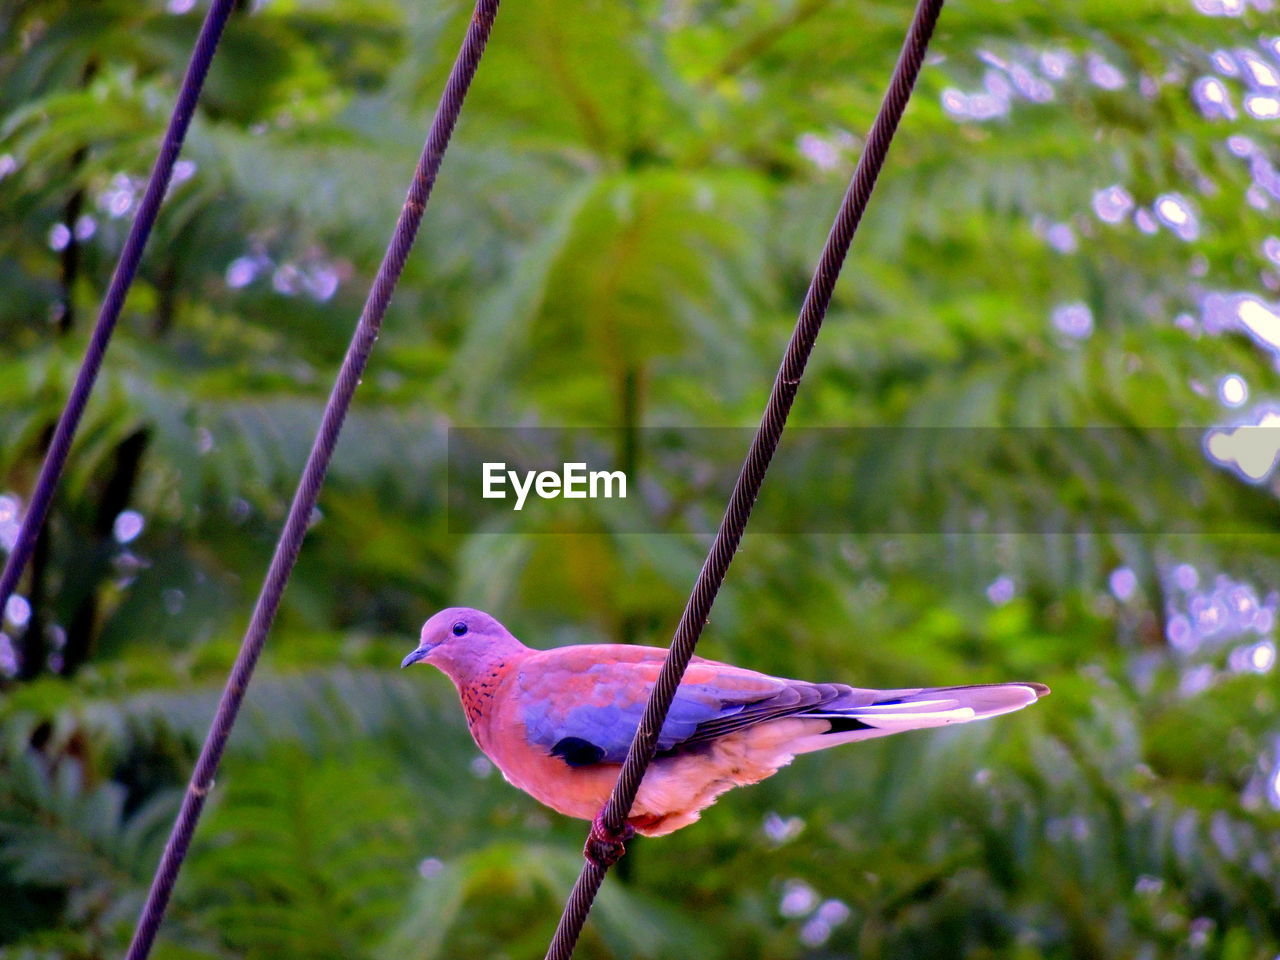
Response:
[0,0,237,623]
[121,3,501,957]
[543,1,945,956]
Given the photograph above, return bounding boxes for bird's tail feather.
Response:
[790,682,1048,754]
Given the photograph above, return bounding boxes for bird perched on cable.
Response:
[402,607,1048,863]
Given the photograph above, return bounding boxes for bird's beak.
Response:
[401,646,431,669]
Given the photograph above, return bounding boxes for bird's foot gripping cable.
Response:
[584,814,635,867]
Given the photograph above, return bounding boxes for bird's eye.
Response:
[452,621,468,637]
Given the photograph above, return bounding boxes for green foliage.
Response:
[4,0,1280,957]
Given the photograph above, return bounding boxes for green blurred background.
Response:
[3,0,1280,957]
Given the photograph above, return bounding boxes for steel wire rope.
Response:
[0,0,238,622]
[121,3,503,956]
[542,3,946,956]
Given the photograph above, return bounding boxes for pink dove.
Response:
[401,607,1048,861]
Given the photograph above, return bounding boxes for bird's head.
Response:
[401,606,524,678]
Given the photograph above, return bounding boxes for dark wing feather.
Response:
[677,681,851,747]
[518,650,795,764]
